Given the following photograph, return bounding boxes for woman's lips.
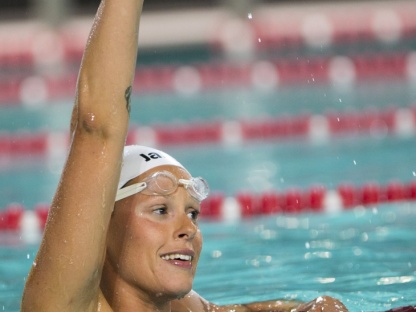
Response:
[160,250,194,269]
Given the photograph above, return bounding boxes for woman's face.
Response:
[106,165,203,301]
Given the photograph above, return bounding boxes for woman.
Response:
[21,0,347,311]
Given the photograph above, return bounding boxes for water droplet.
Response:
[26,254,30,259]
[248,13,252,19]
[211,250,222,258]
[361,232,369,241]
[88,113,95,122]
[353,160,357,165]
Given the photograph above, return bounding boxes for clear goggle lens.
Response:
[116,170,209,202]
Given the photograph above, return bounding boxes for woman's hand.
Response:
[293,296,348,312]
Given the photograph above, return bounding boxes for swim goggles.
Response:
[115,170,209,202]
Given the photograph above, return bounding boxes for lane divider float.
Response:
[0,106,415,156]
[1,52,416,105]
[1,180,416,238]
[214,4,416,54]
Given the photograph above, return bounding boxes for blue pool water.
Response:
[195,204,416,311]
[1,135,416,210]
[1,71,416,312]
[1,79,416,208]
[1,80,416,132]
[0,203,415,311]
[2,1,416,309]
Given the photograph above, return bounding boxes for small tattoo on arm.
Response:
[125,86,132,114]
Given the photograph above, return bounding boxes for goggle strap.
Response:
[179,178,208,202]
[178,178,193,188]
[115,182,147,201]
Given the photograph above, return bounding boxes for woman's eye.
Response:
[153,207,168,215]
[187,209,200,221]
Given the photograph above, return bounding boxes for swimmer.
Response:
[21,0,347,311]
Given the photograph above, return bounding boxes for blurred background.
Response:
[0,0,416,212]
[0,0,397,17]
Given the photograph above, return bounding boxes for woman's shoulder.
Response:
[171,290,213,312]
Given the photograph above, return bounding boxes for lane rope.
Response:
[0,106,415,156]
[1,52,416,105]
[1,180,415,237]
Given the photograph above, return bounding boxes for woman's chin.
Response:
[159,283,193,301]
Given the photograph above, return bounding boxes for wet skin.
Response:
[101,165,202,310]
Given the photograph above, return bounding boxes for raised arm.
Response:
[21,1,144,311]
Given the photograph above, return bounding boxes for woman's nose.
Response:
[174,213,197,240]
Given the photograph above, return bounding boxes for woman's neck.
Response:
[100,260,172,312]
[99,285,172,312]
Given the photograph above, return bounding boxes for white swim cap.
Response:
[118,145,186,189]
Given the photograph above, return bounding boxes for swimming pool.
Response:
[1,87,416,311]
[195,203,416,311]
[0,202,415,311]
[1,81,416,209]
[1,78,416,312]
[1,1,416,311]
